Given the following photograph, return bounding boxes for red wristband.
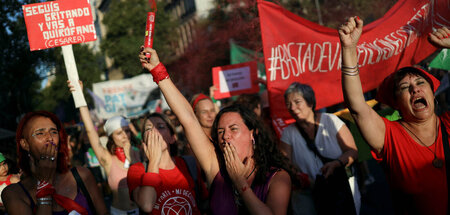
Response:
[241,185,248,193]
[149,63,169,84]
[36,180,55,198]
[141,172,162,187]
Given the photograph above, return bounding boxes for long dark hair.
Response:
[16,111,70,175]
[211,105,293,184]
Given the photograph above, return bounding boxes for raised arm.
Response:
[68,81,112,169]
[139,47,219,184]
[339,17,385,153]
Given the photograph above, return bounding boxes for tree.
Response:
[36,44,104,123]
[0,0,53,131]
[101,0,178,77]
[167,0,398,96]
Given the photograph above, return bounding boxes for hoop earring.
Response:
[252,138,255,150]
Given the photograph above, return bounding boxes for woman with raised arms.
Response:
[139,47,292,215]
[339,16,450,214]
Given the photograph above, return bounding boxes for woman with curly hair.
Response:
[2,111,107,215]
[139,47,292,215]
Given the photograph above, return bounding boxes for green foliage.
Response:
[0,0,53,130]
[101,0,178,77]
[36,44,104,122]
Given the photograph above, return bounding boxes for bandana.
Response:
[192,94,212,111]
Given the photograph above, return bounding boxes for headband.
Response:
[192,94,212,111]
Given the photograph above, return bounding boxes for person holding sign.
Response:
[139,47,292,215]
[2,111,108,215]
[340,16,450,215]
[68,81,141,215]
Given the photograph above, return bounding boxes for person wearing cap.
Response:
[190,93,217,138]
[2,111,108,215]
[69,81,141,215]
[339,17,450,214]
[0,152,20,211]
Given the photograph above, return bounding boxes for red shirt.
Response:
[372,112,449,215]
[127,157,200,215]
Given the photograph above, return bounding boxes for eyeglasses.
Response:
[31,128,59,140]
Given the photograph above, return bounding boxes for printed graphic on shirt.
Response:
[154,188,196,215]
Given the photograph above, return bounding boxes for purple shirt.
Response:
[209,168,279,215]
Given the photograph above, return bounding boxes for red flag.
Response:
[258,0,450,136]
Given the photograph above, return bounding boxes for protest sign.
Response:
[91,74,159,119]
[258,0,450,135]
[22,0,96,51]
[212,61,259,100]
[23,0,97,108]
[230,41,267,91]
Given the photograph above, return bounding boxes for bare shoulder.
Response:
[74,166,94,181]
[269,169,291,187]
[2,183,23,199]
[10,174,21,183]
[2,183,31,211]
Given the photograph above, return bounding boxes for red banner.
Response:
[258,0,450,135]
[23,0,96,51]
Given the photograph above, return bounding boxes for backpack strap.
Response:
[71,167,96,214]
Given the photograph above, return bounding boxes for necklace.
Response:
[246,166,256,179]
[401,119,442,168]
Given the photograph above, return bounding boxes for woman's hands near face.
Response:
[143,128,165,172]
[429,27,450,49]
[223,142,254,186]
[32,143,58,182]
[338,16,364,49]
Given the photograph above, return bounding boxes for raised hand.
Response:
[67,80,83,92]
[338,16,364,49]
[429,27,450,49]
[139,47,160,71]
[223,142,255,188]
[143,128,164,173]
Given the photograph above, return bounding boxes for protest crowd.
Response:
[1,1,450,215]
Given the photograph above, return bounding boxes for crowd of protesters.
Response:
[0,19,449,215]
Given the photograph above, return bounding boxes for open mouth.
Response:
[412,97,427,109]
